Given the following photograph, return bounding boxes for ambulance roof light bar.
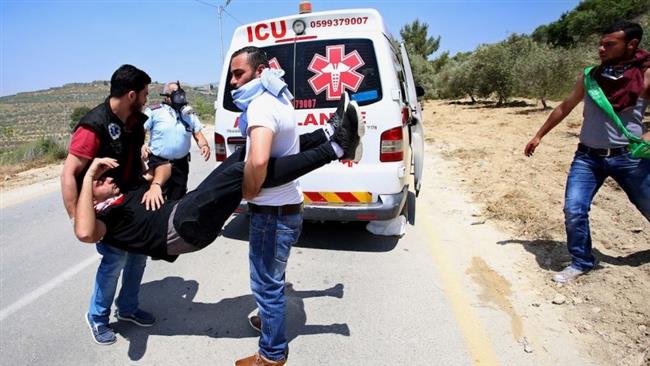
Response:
[299,1,312,14]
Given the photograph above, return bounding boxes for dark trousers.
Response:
[167,154,190,200]
[148,153,190,200]
[173,129,335,246]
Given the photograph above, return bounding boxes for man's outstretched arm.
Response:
[524,74,585,157]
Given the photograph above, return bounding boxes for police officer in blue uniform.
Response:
[142,81,211,203]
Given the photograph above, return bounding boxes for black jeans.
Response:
[173,129,335,246]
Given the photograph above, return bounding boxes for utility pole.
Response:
[218,0,232,63]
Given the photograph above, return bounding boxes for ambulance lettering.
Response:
[298,113,333,126]
[308,45,365,100]
[246,21,287,42]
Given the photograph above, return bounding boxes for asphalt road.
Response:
[0,145,594,366]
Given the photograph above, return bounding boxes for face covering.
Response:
[161,80,188,111]
[231,68,293,136]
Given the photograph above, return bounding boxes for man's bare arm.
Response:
[61,153,90,218]
[193,131,211,161]
[243,126,273,200]
[524,74,586,156]
[74,158,114,243]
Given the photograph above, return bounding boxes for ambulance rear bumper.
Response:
[236,186,407,222]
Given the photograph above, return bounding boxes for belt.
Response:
[577,143,628,157]
[248,203,303,216]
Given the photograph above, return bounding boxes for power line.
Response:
[192,0,218,9]
[221,7,243,25]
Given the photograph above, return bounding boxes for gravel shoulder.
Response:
[423,99,649,366]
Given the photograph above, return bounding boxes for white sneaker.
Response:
[552,266,585,283]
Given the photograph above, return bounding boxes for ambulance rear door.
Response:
[399,42,424,195]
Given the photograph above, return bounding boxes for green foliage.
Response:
[1,126,15,139]
[512,39,591,107]
[430,51,450,73]
[428,0,647,103]
[69,106,91,131]
[434,58,477,100]
[193,96,214,124]
[532,0,650,47]
[400,19,440,58]
[0,136,67,166]
[408,53,436,99]
[472,42,516,104]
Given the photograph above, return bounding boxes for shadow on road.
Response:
[222,214,401,253]
[497,239,650,270]
[113,277,349,361]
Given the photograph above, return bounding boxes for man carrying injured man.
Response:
[73,92,363,262]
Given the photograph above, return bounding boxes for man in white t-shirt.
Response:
[229,46,301,366]
[230,46,363,366]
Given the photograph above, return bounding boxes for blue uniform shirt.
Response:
[144,103,203,160]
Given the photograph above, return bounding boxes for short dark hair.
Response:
[110,64,152,97]
[231,46,269,70]
[603,20,643,43]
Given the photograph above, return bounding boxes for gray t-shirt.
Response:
[579,96,648,148]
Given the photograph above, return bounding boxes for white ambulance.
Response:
[213,6,425,222]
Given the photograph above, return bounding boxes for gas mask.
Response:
[161,80,188,112]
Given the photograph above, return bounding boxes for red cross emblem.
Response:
[307,45,365,100]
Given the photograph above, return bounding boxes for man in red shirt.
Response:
[61,64,162,345]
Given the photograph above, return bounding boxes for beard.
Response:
[130,100,144,114]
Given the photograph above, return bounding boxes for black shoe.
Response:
[327,91,351,132]
[331,100,364,162]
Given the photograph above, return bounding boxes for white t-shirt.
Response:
[245,91,302,206]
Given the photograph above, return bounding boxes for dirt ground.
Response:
[0,162,63,191]
[423,99,649,366]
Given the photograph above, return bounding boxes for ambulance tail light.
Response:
[214,133,226,161]
[380,127,404,162]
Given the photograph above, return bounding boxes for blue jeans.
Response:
[564,150,650,271]
[88,242,147,325]
[249,211,303,361]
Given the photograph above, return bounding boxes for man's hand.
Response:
[199,144,211,161]
[87,158,119,179]
[142,183,164,211]
[193,131,211,161]
[141,145,151,160]
[524,136,541,157]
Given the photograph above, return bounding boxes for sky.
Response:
[0,0,581,96]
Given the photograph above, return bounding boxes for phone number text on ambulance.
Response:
[310,17,369,28]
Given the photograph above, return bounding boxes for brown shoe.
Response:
[235,352,286,366]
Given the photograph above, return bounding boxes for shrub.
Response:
[0,136,67,166]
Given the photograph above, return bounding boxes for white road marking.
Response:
[0,254,100,322]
